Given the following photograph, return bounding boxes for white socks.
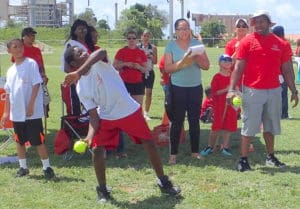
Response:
[19,158,28,169]
[41,158,51,170]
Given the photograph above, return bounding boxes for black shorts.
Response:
[143,70,155,89]
[124,82,145,95]
[13,118,44,146]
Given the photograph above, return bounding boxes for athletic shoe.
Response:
[44,167,55,179]
[221,148,232,156]
[200,146,213,156]
[157,175,181,197]
[237,158,252,172]
[96,185,111,203]
[16,167,29,177]
[266,154,286,168]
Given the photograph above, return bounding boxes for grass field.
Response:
[0,45,299,209]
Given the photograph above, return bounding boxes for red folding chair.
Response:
[0,78,14,152]
[54,84,89,160]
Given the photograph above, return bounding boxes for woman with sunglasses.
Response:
[164,18,210,164]
[225,18,249,63]
[113,30,147,105]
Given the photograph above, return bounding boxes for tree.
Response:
[97,19,110,30]
[115,3,168,39]
[200,20,226,47]
[74,8,97,26]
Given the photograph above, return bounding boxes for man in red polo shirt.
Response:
[226,10,298,172]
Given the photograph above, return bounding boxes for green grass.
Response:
[0,45,299,209]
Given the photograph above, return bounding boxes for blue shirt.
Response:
[165,39,202,87]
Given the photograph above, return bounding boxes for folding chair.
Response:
[54,84,89,160]
[0,77,14,152]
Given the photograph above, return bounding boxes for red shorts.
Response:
[92,108,152,149]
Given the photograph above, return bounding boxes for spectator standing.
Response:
[272,25,293,119]
[2,39,54,178]
[138,29,158,120]
[225,18,249,63]
[226,10,298,172]
[113,30,147,105]
[164,18,210,164]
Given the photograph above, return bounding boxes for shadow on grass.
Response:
[258,165,300,175]
[109,195,183,209]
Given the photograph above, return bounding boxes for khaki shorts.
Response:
[241,86,281,136]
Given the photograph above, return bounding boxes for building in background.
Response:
[0,0,74,27]
[191,13,252,38]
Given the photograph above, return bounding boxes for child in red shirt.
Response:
[200,86,213,123]
[200,54,238,156]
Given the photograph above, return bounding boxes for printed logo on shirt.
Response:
[271,44,280,51]
[96,74,103,86]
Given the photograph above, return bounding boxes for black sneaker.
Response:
[237,158,252,172]
[44,167,55,179]
[157,175,181,197]
[96,185,111,203]
[16,167,29,177]
[266,154,286,168]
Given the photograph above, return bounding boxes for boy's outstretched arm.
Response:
[64,48,107,85]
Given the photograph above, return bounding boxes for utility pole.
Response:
[168,0,173,40]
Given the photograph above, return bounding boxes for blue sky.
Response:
[10,0,300,35]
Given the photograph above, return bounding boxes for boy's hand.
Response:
[63,72,80,86]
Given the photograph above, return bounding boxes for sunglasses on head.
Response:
[127,37,137,40]
[220,58,232,63]
[236,25,248,28]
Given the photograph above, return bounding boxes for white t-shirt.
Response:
[61,40,88,72]
[76,61,139,120]
[4,58,44,122]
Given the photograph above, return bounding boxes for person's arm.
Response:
[26,84,40,117]
[63,48,107,85]
[1,93,10,126]
[152,46,158,65]
[281,60,299,107]
[83,108,100,147]
[226,59,246,104]
[164,53,193,73]
[193,51,210,70]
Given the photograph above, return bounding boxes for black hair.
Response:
[174,18,190,30]
[64,45,77,65]
[7,38,22,48]
[66,19,95,52]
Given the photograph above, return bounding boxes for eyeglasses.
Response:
[127,37,137,40]
[236,25,248,28]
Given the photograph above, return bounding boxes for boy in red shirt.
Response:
[200,55,238,156]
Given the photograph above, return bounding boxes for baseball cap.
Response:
[235,18,248,27]
[219,54,232,62]
[250,10,276,26]
[272,25,284,37]
[21,27,37,37]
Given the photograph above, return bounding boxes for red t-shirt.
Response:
[211,73,237,132]
[225,38,238,56]
[237,32,291,89]
[114,47,147,83]
[158,55,170,85]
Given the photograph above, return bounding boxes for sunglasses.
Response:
[127,37,137,40]
[236,25,248,28]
